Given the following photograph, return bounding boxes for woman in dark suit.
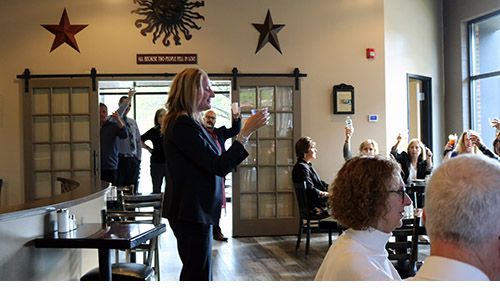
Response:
[292,136,330,216]
[390,135,433,183]
[161,68,268,281]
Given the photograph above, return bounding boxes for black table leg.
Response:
[98,248,112,281]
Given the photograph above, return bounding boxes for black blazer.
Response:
[390,150,432,183]
[162,115,248,225]
[292,159,329,208]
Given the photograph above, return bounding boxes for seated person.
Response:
[444,130,498,161]
[292,137,330,216]
[315,155,412,281]
[343,125,378,161]
[490,117,500,155]
[390,134,433,183]
[409,154,500,281]
[469,132,500,161]
[494,138,500,156]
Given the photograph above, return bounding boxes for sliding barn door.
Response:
[23,78,99,201]
[232,77,301,236]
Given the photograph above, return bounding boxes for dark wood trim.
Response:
[17,68,308,92]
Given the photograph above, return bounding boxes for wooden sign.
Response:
[136,54,198,64]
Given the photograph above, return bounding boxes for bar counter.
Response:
[0,177,109,222]
[0,177,109,280]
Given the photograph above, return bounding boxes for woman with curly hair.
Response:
[315,155,412,281]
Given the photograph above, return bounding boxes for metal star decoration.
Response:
[252,10,285,54]
[41,8,88,53]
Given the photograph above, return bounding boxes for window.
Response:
[469,11,500,148]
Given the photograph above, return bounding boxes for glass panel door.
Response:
[23,78,98,201]
[232,77,300,237]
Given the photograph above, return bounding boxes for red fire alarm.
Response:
[366,48,375,59]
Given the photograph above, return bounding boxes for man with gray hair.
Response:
[411,154,500,281]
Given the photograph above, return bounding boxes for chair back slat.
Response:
[293,181,310,219]
[386,216,420,278]
[105,192,164,278]
[121,193,163,213]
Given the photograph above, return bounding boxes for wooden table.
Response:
[34,222,166,281]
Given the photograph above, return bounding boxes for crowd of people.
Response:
[99,67,500,281]
[293,118,500,281]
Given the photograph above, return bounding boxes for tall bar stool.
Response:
[117,193,164,280]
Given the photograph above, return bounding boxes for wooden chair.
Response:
[386,216,420,279]
[406,182,426,209]
[318,217,344,246]
[116,184,135,196]
[119,193,163,280]
[294,181,330,258]
[56,177,79,193]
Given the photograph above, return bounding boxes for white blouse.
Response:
[409,164,417,181]
[315,228,401,281]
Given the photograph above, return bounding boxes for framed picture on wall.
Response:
[333,83,354,114]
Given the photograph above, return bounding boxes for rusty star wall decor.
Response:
[252,9,285,54]
[41,8,88,53]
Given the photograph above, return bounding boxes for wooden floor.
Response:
[157,203,430,281]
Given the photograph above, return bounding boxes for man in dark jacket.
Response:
[99,103,128,185]
[203,109,241,241]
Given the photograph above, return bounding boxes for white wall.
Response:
[0,194,105,280]
[0,0,447,205]
[384,0,445,162]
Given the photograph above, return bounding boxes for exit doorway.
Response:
[407,74,433,150]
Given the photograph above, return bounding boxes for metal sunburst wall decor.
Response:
[132,0,205,46]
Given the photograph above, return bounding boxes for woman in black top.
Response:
[390,134,433,184]
[141,108,166,193]
[292,136,330,216]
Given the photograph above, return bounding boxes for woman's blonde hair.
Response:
[455,130,479,155]
[161,68,206,134]
[407,138,426,161]
[358,139,379,155]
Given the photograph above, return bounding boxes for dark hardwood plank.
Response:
[156,203,429,281]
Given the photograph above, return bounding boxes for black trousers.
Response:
[117,156,140,192]
[150,163,166,193]
[101,169,118,186]
[169,220,213,281]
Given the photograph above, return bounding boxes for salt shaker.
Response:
[110,186,117,201]
[57,209,70,233]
